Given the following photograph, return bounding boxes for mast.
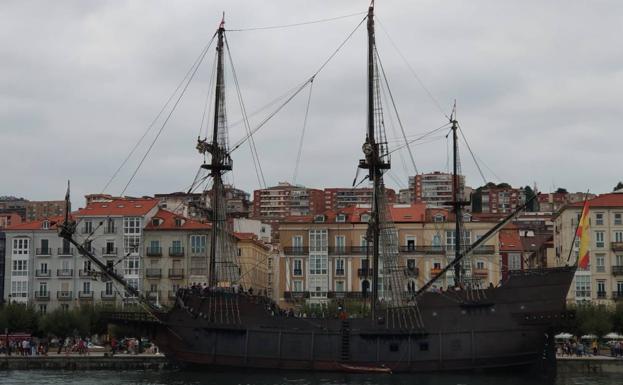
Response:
[359,1,389,320]
[197,16,232,287]
[451,117,462,284]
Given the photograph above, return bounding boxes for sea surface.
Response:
[0,370,619,385]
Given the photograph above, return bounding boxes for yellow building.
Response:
[277,204,501,307]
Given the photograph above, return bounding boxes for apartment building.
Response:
[3,197,159,312]
[0,197,66,222]
[277,204,500,307]
[554,192,623,305]
[410,172,466,208]
[323,188,396,210]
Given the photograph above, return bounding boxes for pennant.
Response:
[576,200,590,269]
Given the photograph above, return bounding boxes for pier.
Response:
[0,353,172,370]
[557,355,623,374]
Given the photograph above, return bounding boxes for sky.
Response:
[1,0,622,209]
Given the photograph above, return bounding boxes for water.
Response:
[0,370,619,385]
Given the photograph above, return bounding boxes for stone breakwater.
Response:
[0,354,173,370]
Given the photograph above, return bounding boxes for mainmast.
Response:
[449,114,469,286]
[359,1,389,320]
[197,17,232,287]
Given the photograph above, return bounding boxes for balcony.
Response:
[575,290,591,298]
[283,247,309,255]
[613,291,623,300]
[35,248,52,256]
[146,268,162,278]
[34,291,50,300]
[168,269,184,279]
[56,269,73,278]
[328,291,364,299]
[101,291,116,300]
[597,291,607,299]
[169,247,185,257]
[57,291,73,300]
[472,245,496,255]
[79,269,93,278]
[611,242,623,251]
[283,291,310,301]
[430,268,442,277]
[358,268,373,278]
[335,269,345,276]
[190,268,208,276]
[398,245,445,255]
[102,247,118,256]
[57,248,74,256]
[473,269,489,279]
[146,291,160,301]
[79,291,94,299]
[403,267,419,277]
[613,266,623,276]
[35,270,51,278]
[145,247,162,257]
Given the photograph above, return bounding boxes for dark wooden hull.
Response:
[148,267,575,373]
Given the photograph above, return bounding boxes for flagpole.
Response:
[566,189,590,265]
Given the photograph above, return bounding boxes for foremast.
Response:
[197,17,233,288]
[359,2,390,320]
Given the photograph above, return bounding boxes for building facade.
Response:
[323,188,396,211]
[554,192,623,305]
[410,172,466,208]
[277,204,500,307]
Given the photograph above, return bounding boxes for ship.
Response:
[57,1,576,373]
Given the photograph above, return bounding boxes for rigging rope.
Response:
[224,34,267,188]
[386,122,451,156]
[101,33,217,195]
[457,123,488,186]
[375,46,418,175]
[292,79,315,185]
[228,11,366,32]
[199,52,218,138]
[119,34,217,196]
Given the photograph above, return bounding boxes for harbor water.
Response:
[1,370,620,385]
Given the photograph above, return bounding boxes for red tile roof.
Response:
[75,198,159,217]
[568,193,623,208]
[5,216,64,231]
[144,209,211,231]
[498,224,523,252]
[389,204,427,222]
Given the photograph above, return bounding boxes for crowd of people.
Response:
[0,338,48,356]
[557,339,623,357]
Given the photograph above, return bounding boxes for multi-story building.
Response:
[538,191,597,212]
[3,197,159,312]
[410,172,466,208]
[154,192,208,220]
[0,197,27,220]
[323,188,396,211]
[474,185,526,214]
[233,218,272,243]
[142,210,272,307]
[0,197,66,222]
[251,182,324,241]
[554,192,623,305]
[277,204,500,307]
[224,184,251,218]
[398,188,412,204]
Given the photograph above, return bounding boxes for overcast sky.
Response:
[1,1,622,208]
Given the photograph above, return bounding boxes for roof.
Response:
[5,216,64,231]
[389,204,427,222]
[521,233,552,252]
[75,198,159,217]
[498,224,523,252]
[568,192,623,208]
[144,209,211,231]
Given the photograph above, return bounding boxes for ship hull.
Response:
[145,267,574,373]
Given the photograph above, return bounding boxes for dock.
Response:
[557,355,623,374]
[0,353,172,370]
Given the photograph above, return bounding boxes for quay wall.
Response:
[0,355,172,370]
[557,357,623,374]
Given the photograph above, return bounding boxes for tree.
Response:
[614,182,623,191]
[471,189,482,213]
[555,187,568,194]
[0,303,39,333]
[496,182,511,189]
[524,186,539,212]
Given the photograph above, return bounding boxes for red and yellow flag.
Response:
[576,200,590,269]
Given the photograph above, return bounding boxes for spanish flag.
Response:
[577,200,590,269]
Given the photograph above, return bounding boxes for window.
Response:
[84,220,93,234]
[432,234,442,250]
[597,280,606,296]
[476,260,485,270]
[335,259,345,276]
[40,262,48,273]
[124,257,140,276]
[42,220,50,229]
[83,281,91,294]
[406,236,416,251]
[38,304,47,315]
[335,280,345,292]
[310,255,327,275]
[361,214,370,223]
[12,238,29,255]
[314,215,325,223]
[174,218,183,227]
[616,213,622,226]
[595,231,605,248]
[11,281,28,298]
[615,232,623,243]
[335,235,346,253]
[190,235,206,254]
[407,259,416,270]
[309,229,328,253]
[616,255,623,267]
[12,260,28,276]
[105,240,115,254]
[293,259,303,276]
[124,217,142,254]
[38,282,47,294]
[292,236,303,253]
[575,275,590,297]
[336,214,346,223]
[151,218,160,227]
[105,281,114,295]
[433,214,445,223]
[509,254,521,271]
[618,281,623,294]
[596,254,605,273]
[83,260,92,273]
[60,304,69,311]
[596,213,604,226]
[292,280,303,292]
[171,240,182,252]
